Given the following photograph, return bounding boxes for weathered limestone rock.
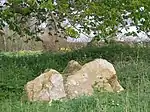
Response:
[25,69,66,101]
[24,59,124,101]
[65,59,124,99]
[63,60,82,78]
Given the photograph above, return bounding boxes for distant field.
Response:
[0,44,150,112]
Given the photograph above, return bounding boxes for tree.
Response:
[0,0,150,43]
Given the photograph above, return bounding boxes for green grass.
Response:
[0,44,150,112]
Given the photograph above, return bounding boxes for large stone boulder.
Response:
[24,58,124,101]
[63,60,82,80]
[65,59,124,99]
[63,60,82,74]
[24,69,66,101]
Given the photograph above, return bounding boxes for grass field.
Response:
[0,44,150,112]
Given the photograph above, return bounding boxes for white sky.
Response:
[0,0,6,5]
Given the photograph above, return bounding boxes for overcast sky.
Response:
[0,0,6,5]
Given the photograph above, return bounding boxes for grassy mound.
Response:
[0,43,150,112]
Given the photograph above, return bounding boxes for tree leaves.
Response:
[1,0,150,42]
[40,0,54,10]
[66,27,79,38]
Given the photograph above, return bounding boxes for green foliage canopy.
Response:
[0,0,150,40]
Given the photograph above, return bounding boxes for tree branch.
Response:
[0,30,5,35]
[50,12,58,31]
